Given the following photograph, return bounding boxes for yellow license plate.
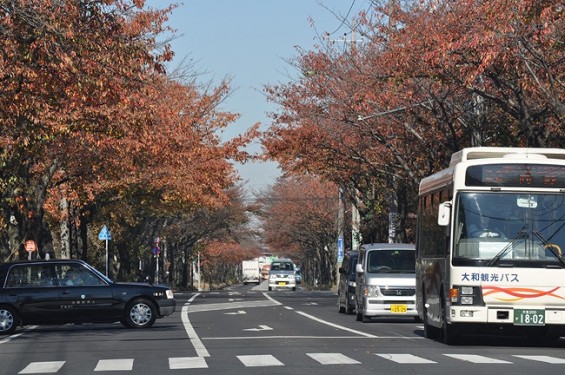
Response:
[391,304,407,313]
[278,282,286,286]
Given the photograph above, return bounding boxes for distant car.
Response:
[295,268,302,284]
[338,251,359,314]
[268,259,296,291]
[0,259,176,335]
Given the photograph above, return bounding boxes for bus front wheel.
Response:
[441,301,460,345]
[423,304,438,339]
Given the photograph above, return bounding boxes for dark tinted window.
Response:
[367,250,415,273]
[270,262,294,271]
[5,264,57,288]
[348,255,359,281]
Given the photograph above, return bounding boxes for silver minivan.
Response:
[354,243,417,322]
[268,259,296,291]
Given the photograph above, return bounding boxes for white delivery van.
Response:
[242,259,261,285]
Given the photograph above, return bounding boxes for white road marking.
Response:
[376,354,436,364]
[513,355,565,364]
[444,354,512,364]
[308,353,361,365]
[14,352,565,372]
[185,300,279,313]
[94,359,133,371]
[169,357,208,369]
[18,361,65,374]
[0,326,38,345]
[237,354,284,367]
[243,325,273,331]
[225,310,247,315]
[182,293,210,357]
[262,292,283,305]
[295,310,379,338]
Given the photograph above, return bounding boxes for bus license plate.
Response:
[514,309,545,326]
[391,304,408,313]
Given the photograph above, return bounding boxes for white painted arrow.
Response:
[225,310,247,315]
[243,325,273,332]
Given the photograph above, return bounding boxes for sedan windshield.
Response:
[454,192,565,266]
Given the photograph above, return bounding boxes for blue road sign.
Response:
[98,225,112,241]
[337,237,344,262]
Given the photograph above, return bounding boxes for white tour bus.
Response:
[416,147,565,344]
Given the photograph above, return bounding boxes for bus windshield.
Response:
[454,192,565,266]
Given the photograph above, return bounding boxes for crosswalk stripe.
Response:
[237,354,284,367]
[169,357,208,369]
[14,352,565,372]
[513,355,565,364]
[18,361,65,374]
[307,353,361,365]
[444,354,512,364]
[376,354,436,364]
[94,359,134,371]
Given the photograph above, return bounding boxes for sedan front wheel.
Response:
[0,306,19,335]
[124,299,156,329]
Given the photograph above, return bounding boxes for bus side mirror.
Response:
[355,263,364,274]
[438,201,452,226]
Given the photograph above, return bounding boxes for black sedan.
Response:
[0,259,176,335]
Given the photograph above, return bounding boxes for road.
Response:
[2,281,565,374]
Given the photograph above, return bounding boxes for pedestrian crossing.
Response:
[16,352,565,373]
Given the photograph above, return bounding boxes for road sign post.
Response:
[153,240,160,284]
[98,225,112,276]
[24,240,37,260]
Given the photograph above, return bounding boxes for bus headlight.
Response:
[461,286,474,295]
[460,296,474,305]
[451,285,484,306]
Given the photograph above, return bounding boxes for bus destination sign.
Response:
[465,164,565,188]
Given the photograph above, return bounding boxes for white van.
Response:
[354,243,417,322]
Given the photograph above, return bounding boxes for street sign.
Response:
[153,246,160,256]
[98,225,112,241]
[337,238,344,263]
[24,240,37,253]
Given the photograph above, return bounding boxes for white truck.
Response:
[242,259,261,285]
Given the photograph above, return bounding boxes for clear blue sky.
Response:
[146,0,369,193]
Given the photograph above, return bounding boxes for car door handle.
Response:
[62,290,71,294]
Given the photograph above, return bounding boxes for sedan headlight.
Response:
[269,274,277,280]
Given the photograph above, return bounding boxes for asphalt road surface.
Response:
[2,281,565,374]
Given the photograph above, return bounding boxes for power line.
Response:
[328,0,357,36]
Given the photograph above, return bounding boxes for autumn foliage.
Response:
[261,0,565,244]
[257,176,339,287]
[0,0,256,267]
